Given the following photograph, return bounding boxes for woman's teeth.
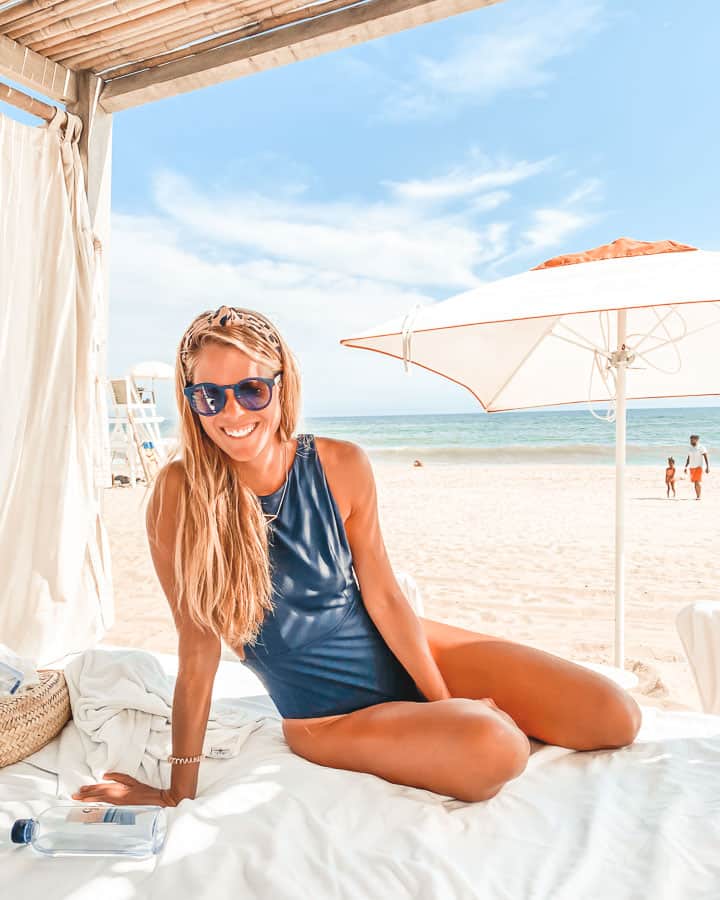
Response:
[222,423,258,439]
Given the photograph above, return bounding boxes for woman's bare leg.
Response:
[283,697,530,802]
[421,617,641,750]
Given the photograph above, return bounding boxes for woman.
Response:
[73,305,641,808]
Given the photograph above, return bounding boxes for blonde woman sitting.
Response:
[73,306,641,809]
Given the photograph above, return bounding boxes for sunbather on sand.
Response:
[73,306,641,809]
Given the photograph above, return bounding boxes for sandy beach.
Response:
[99,460,718,712]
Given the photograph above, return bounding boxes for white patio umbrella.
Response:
[129,360,175,404]
[340,238,720,669]
[129,360,175,380]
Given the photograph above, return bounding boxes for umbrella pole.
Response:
[614,309,627,670]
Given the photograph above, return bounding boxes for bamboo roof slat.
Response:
[5,0,120,38]
[99,0,499,111]
[99,0,351,77]
[54,7,264,70]
[0,30,76,101]
[54,1,289,69]
[48,1,267,65]
[27,0,230,55]
[84,7,299,73]
[0,0,74,30]
[9,0,170,43]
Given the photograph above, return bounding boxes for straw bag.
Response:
[0,669,71,767]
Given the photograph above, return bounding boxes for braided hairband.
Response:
[180,306,281,363]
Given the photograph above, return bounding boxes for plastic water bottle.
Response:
[0,660,23,696]
[10,804,168,858]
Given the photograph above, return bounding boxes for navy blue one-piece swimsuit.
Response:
[242,433,426,719]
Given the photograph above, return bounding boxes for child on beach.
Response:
[665,457,676,498]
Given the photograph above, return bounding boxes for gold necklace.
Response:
[262,440,289,525]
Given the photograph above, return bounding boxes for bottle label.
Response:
[65,807,138,825]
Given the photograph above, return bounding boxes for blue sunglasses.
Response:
[184,372,282,417]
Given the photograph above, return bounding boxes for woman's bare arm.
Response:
[146,462,222,803]
[340,443,451,702]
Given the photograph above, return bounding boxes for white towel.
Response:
[61,647,271,791]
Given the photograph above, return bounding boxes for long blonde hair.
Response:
[148,306,302,647]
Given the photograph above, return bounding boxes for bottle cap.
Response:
[10,819,34,844]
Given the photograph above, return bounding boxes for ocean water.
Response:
[160,407,719,466]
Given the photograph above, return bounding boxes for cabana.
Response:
[2,2,720,895]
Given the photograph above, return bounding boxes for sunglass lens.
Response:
[190,384,225,415]
[235,379,272,410]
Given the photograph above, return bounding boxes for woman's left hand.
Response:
[71,772,179,807]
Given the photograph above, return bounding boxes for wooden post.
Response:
[68,71,114,499]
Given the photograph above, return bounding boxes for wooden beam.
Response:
[0,77,56,118]
[0,31,77,102]
[100,0,502,112]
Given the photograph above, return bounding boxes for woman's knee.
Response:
[595,688,642,748]
[573,679,642,750]
[452,705,531,802]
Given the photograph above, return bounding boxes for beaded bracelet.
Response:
[167,753,202,765]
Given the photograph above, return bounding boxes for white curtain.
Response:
[0,108,114,664]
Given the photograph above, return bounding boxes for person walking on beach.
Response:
[665,457,676,498]
[71,305,640,810]
[684,435,710,499]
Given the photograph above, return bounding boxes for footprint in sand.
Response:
[628,660,669,698]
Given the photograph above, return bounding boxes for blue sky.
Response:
[10,0,720,416]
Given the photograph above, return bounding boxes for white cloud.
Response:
[522,177,603,253]
[523,208,590,251]
[564,177,603,206]
[152,170,507,290]
[382,0,606,119]
[107,213,468,417]
[489,178,603,271]
[108,156,602,415]
[386,156,552,202]
[467,191,512,213]
[145,150,559,295]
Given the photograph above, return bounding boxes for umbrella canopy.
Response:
[129,360,175,380]
[341,238,720,413]
[340,238,720,670]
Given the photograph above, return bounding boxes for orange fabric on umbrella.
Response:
[532,236,697,270]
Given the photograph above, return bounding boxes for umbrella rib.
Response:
[549,324,609,357]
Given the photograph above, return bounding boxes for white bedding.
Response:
[2,647,719,900]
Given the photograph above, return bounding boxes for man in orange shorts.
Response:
[684,434,710,499]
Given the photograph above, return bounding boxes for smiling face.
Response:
[189,341,282,463]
